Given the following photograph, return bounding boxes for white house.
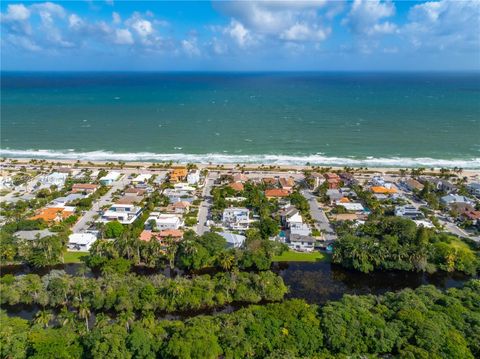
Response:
[222,207,250,231]
[131,173,152,185]
[335,202,365,212]
[99,171,121,185]
[68,233,97,251]
[287,212,311,236]
[39,172,68,188]
[173,183,196,192]
[395,205,424,219]
[289,234,315,252]
[101,204,142,224]
[147,212,184,230]
[219,232,246,248]
[0,176,13,190]
[187,170,200,185]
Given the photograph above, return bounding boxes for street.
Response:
[195,171,218,235]
[301,190,337,241]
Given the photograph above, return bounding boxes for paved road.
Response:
[440,220,480,243]
[195,171,218,235]
[301,190,337,241]
[72,175,130,232]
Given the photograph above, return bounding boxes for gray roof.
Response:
[14,229,54,241]
[219,232,246,248]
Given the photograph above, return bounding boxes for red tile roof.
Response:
[265,189,290,198]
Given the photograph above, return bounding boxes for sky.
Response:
[1,0,479,71]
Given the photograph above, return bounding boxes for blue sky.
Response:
[1,1,479,71]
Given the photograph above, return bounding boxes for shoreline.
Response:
[2,157,479,177]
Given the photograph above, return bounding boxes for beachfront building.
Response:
[68,233,97,251]
[395,205,424,219]
[222,207,250,231]
[146,212,184,230]
[169,168,188,183]
[187,170,201,185]
[131,174,152,185]
[324,173,340,189]
[99,171,121,185]
[101,204,142,224]
[402,178,424,192]
[71,183,99,194]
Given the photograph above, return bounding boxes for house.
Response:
[51,193,86,206]
[31,207,75,223]
[222,207,250,231]
[169,168,188,183]
[430,178,456,193]
[403,178,424,192]
[278,205,299,226]
[131,174,152,185]
[14,229,54,241]
[124,187,147,197]
[326,189,343,203]
[99,171,121,185]
[450,203,480,223]
[39,172,68,188]
[310,173,325,189]
[187,170,200,185]
[115,195,143,205]
[395,205,424,219]
[71,183,99,194]
[101,204,142,224]
[330,213,362,222]
[413,220,435,228]
[232,173,248,183]
[467,183,480,197]
[173,183,196,192]
[289,234,315,252]
[172,201,190,214]
[339,172,357,186]
[68,233,97,251]
[370,186,397,194]
[279,177,295,192]
[147,212,184,230]
[0,176,13,190]
[262,177,277,186]
[440,194,473,206]
[265,189,290,199]
[324,173,340,189]
[287,212,311,236]
[336,202,365,212]
[163,188,196,204]
[229,182,244,192]
[219,232,246,248]
[140,229,183,243]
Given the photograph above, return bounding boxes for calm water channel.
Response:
[1,261,474,321]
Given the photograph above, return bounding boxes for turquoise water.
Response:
[1,72,479,167]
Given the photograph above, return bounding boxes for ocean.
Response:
[1,72,479,168]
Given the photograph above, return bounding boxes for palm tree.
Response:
[34,310,53,328]
[217,251,235,271]
[78,302,91,332]
[119,310,135,332]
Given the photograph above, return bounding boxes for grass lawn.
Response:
[273,250,326,262]
[64,251,89,263]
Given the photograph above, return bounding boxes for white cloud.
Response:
[112,12,121,25]
[182,38,200,56]
[128,16,153,38]
[114,28,134,45]
[343,0,397,35]
[68,14,83,29]
[1,4,30,21]
[280,23,330,42]
[402,0,480,51]
[224,20,255,48]
[215,1,334,47]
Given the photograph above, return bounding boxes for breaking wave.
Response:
[1,149,479,169]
